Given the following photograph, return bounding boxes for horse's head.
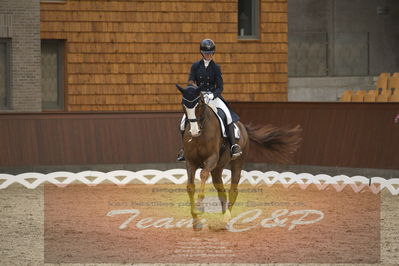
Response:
[176,84,205,137]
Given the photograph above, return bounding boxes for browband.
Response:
[182,95,201,103]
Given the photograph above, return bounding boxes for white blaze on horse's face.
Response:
[184,103,201,137]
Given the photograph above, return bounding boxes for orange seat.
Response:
[389,75,399,90]
[376,88,391,102]
[364,90,377,102]
[376,94,389,102]
[389,88,399,102]
[388,94,399,102]
[376,72,390,90]
[339,90,352,102]
[351,90,365,102]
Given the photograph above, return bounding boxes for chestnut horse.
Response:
[177,84,302,231]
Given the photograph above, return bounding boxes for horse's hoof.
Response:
[193,221,203,231]
[209,223,227,232]
[224,223,231,231]
[223,209,232,223]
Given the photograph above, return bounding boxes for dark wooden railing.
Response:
[1,102,398,169]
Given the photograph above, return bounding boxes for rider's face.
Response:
[202,53,214,60]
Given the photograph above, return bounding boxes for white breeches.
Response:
[180,97,233,131]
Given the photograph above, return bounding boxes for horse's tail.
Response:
[245,123,303,163]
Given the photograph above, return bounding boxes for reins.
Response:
[185,97,207,131]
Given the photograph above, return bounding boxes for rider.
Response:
[177,38,242,161]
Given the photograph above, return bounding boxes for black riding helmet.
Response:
[200,39,215,55]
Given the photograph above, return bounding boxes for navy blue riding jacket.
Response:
[188,59,239,122]
[188,60,225,101]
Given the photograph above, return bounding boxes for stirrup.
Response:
[177,149,185,162]
[230,144,242,159]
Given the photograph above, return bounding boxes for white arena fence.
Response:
[0,169,398,195]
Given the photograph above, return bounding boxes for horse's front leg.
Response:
[197,155,218,213]
[186,162,202,231]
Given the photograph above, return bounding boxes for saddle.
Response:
[215,108,240,139]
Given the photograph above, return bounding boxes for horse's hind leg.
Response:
[211,167,231,226]
[211,167,228,214]
[229,159,243,212]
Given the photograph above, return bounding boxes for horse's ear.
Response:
[176,84,185,93]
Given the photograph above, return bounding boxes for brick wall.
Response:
[0,0,41,112]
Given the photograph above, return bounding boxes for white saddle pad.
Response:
[214,113,240,139]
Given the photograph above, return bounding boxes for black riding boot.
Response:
[227,123,242,159]
[176,130,185,162]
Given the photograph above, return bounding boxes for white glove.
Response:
[204,93,214,104]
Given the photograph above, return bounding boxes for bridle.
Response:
[182,95,201,104]
[183,95,207,131]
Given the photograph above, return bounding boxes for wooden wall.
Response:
[40,0,288,111]
[1,103,398,170]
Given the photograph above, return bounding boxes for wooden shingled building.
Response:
[40,0,288,111]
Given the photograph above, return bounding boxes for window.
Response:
[238,0,260,39]
[41,40,64,110]
[0,39,11,109]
